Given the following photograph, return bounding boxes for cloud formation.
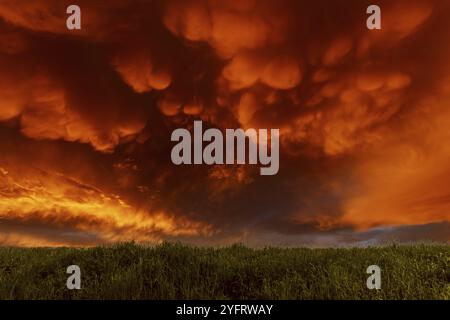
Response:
[0,0,449,246]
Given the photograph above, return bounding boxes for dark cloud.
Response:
[0,0,449,246]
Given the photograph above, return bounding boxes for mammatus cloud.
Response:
[0,0,449,246]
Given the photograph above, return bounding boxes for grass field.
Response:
[0,242,448,300]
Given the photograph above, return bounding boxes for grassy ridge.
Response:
[0,243,448,300]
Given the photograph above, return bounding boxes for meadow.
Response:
[0,242,448,300]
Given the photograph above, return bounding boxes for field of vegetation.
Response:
[0,242,448,299]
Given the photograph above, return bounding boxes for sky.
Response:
[0,0,449,246]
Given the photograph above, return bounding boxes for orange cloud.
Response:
[164,0,285,58]
[341,94,450,229]
[0,165,213,246]
[0,0,449,246]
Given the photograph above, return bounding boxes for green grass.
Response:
[0,242,448,300]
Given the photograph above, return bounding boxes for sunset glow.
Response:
[0,0,449,246]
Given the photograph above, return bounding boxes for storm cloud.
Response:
[0,0,449,246]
